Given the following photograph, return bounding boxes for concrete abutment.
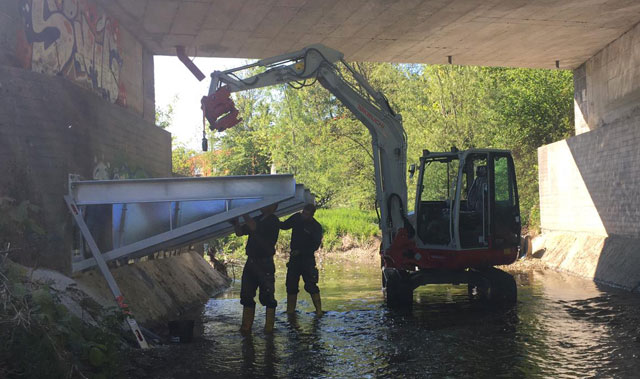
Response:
[538,21,640,290]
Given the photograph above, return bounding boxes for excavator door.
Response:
[457,151,520,249]
[489,152,521,250]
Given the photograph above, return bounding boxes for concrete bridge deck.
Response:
[95,0,640,69]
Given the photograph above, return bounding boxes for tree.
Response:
[156,95,178,129]
[208,87,274,175]
[192,62,573,228]
[171,140,197,176]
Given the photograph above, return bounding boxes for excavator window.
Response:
[459,154,489,249]
[417,157,459,246]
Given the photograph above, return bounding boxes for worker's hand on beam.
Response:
[243,214,256,231]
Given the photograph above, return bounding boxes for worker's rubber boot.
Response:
[286,294,297,314]
[239,306,255,335]
[311,293,323,316]
[264,307,276,334]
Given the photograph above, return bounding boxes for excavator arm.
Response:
[202,44,410,251]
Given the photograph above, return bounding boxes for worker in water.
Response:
[231,203,280,335]
[281,203,324,315]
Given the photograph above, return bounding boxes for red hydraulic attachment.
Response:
[201,86,242,132]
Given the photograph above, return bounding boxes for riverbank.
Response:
[315,235,381,264]
[0,250,231,378]
[0,256,125,377]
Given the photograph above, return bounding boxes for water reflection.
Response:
[128,258,640,378]
[239,335,277,378]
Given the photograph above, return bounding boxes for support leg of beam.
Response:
[64,196,149,349]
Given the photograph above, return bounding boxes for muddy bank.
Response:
[0,251,231,376]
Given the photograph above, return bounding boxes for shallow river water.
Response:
[128,258,640,378]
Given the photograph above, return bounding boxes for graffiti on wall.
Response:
[17,0,126,105]
[93,157,148,180]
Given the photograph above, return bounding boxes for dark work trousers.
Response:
[285,256,319,295]
[240,257,277,308]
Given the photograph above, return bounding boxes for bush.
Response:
[0,197,44,251]
[0,257,125,378]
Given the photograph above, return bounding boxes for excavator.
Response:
[199,44,522,308]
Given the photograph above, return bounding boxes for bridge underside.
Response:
[97,0,640,69]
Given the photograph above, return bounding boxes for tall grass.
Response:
[314,208,379,250]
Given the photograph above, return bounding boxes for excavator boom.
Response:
[201,44,409,251]
[195,43,521,308]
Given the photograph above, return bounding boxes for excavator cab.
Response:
[415,149,520,252]
[383,148,521,308]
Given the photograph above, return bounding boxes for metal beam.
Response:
[72,194,292,272]
[69,174,314,273]
[122,186,313,261]
[70,174,296,205]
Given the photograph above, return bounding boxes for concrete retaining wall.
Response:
[574,21,640,135]
[0,0,230,328]
[538,21,640,288]
[538,123,640,237]
[0,65,171,272]
[533,232,640,292]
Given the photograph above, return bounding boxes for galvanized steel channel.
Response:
[68,174,312,272]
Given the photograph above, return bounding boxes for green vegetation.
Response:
[314,208,379,250]
[0,197,46,266]
[168,63,573,233]
[0,257,126,378]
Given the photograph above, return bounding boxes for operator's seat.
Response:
[467,165,487,213]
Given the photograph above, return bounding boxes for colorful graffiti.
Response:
[17,0,126,105]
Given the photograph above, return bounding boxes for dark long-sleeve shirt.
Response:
[239,213,280,259]
[280,212,323,257]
